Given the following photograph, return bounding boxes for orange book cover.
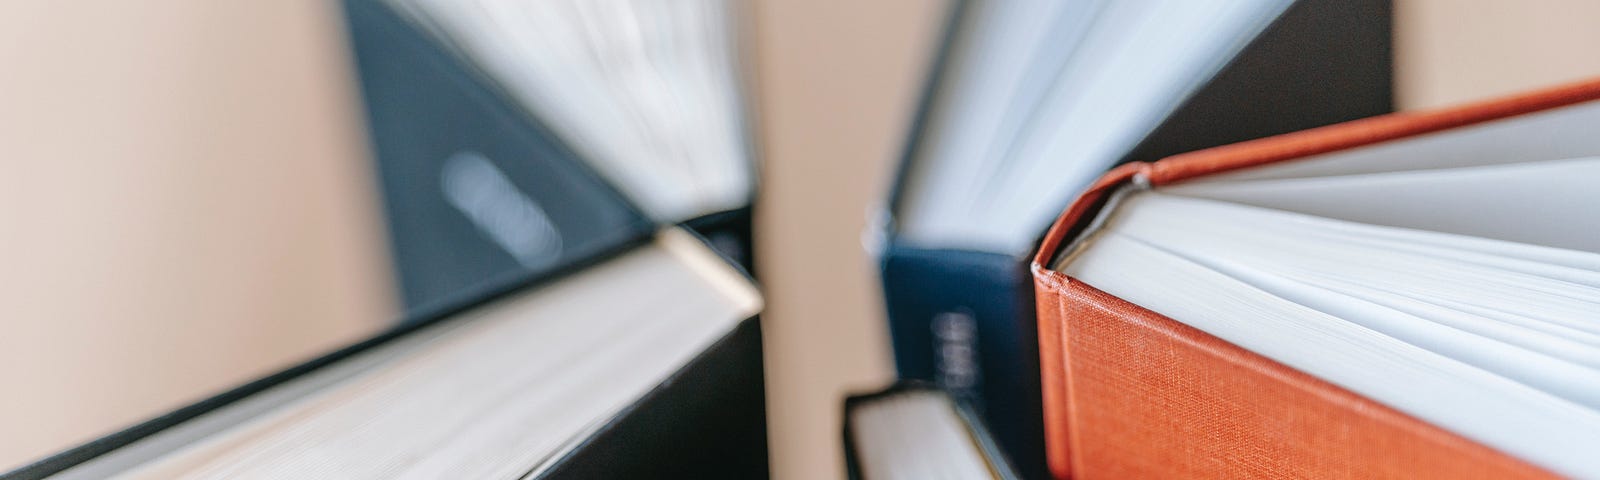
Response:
[1031,78,1600,479]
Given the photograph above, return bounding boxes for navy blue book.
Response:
[877,1,1393,477]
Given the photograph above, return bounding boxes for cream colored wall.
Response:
[749,1,943,479]
[1395,0,1600,109]
[0,1,397,470]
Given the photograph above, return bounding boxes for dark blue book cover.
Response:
[342,0,653,312]
[879,245,1045,479]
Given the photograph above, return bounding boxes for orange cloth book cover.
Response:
[1031,78,1600,479]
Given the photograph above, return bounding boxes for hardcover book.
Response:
[1032,78,1600,479]
[342,0,652,311]
[7,229,768,480]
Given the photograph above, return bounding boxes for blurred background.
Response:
[1,0,1598,478]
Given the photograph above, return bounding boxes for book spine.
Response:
[879,244,1044,479]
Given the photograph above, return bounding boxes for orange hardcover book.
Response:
[1032,79,1600,479]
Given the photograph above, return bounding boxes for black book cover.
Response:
[541,317,767,479]
[1121,0,1394,163]
[686,206,757,277]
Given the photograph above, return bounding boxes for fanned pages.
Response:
[386,0,752,222]
[1165,155,1600,253]
[895,0,1292,253]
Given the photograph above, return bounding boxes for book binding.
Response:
[879,245,1044,478]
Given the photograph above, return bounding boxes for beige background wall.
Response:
[0,1,395,470]
[2,0,1599,477]
[748,1,941,479]
[1395,0,1600,109]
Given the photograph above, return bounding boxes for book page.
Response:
[894,0,1291,254]
[388,0,753,222]
[1187,100,1600,183]
[849,390,997,480]
[1165,156,1600,253]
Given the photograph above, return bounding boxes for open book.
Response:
[341,0,756,311]
[19,230,766,479]
[894,0,1297,254]
[384,0,754,223]
[1035,79,1600,478]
